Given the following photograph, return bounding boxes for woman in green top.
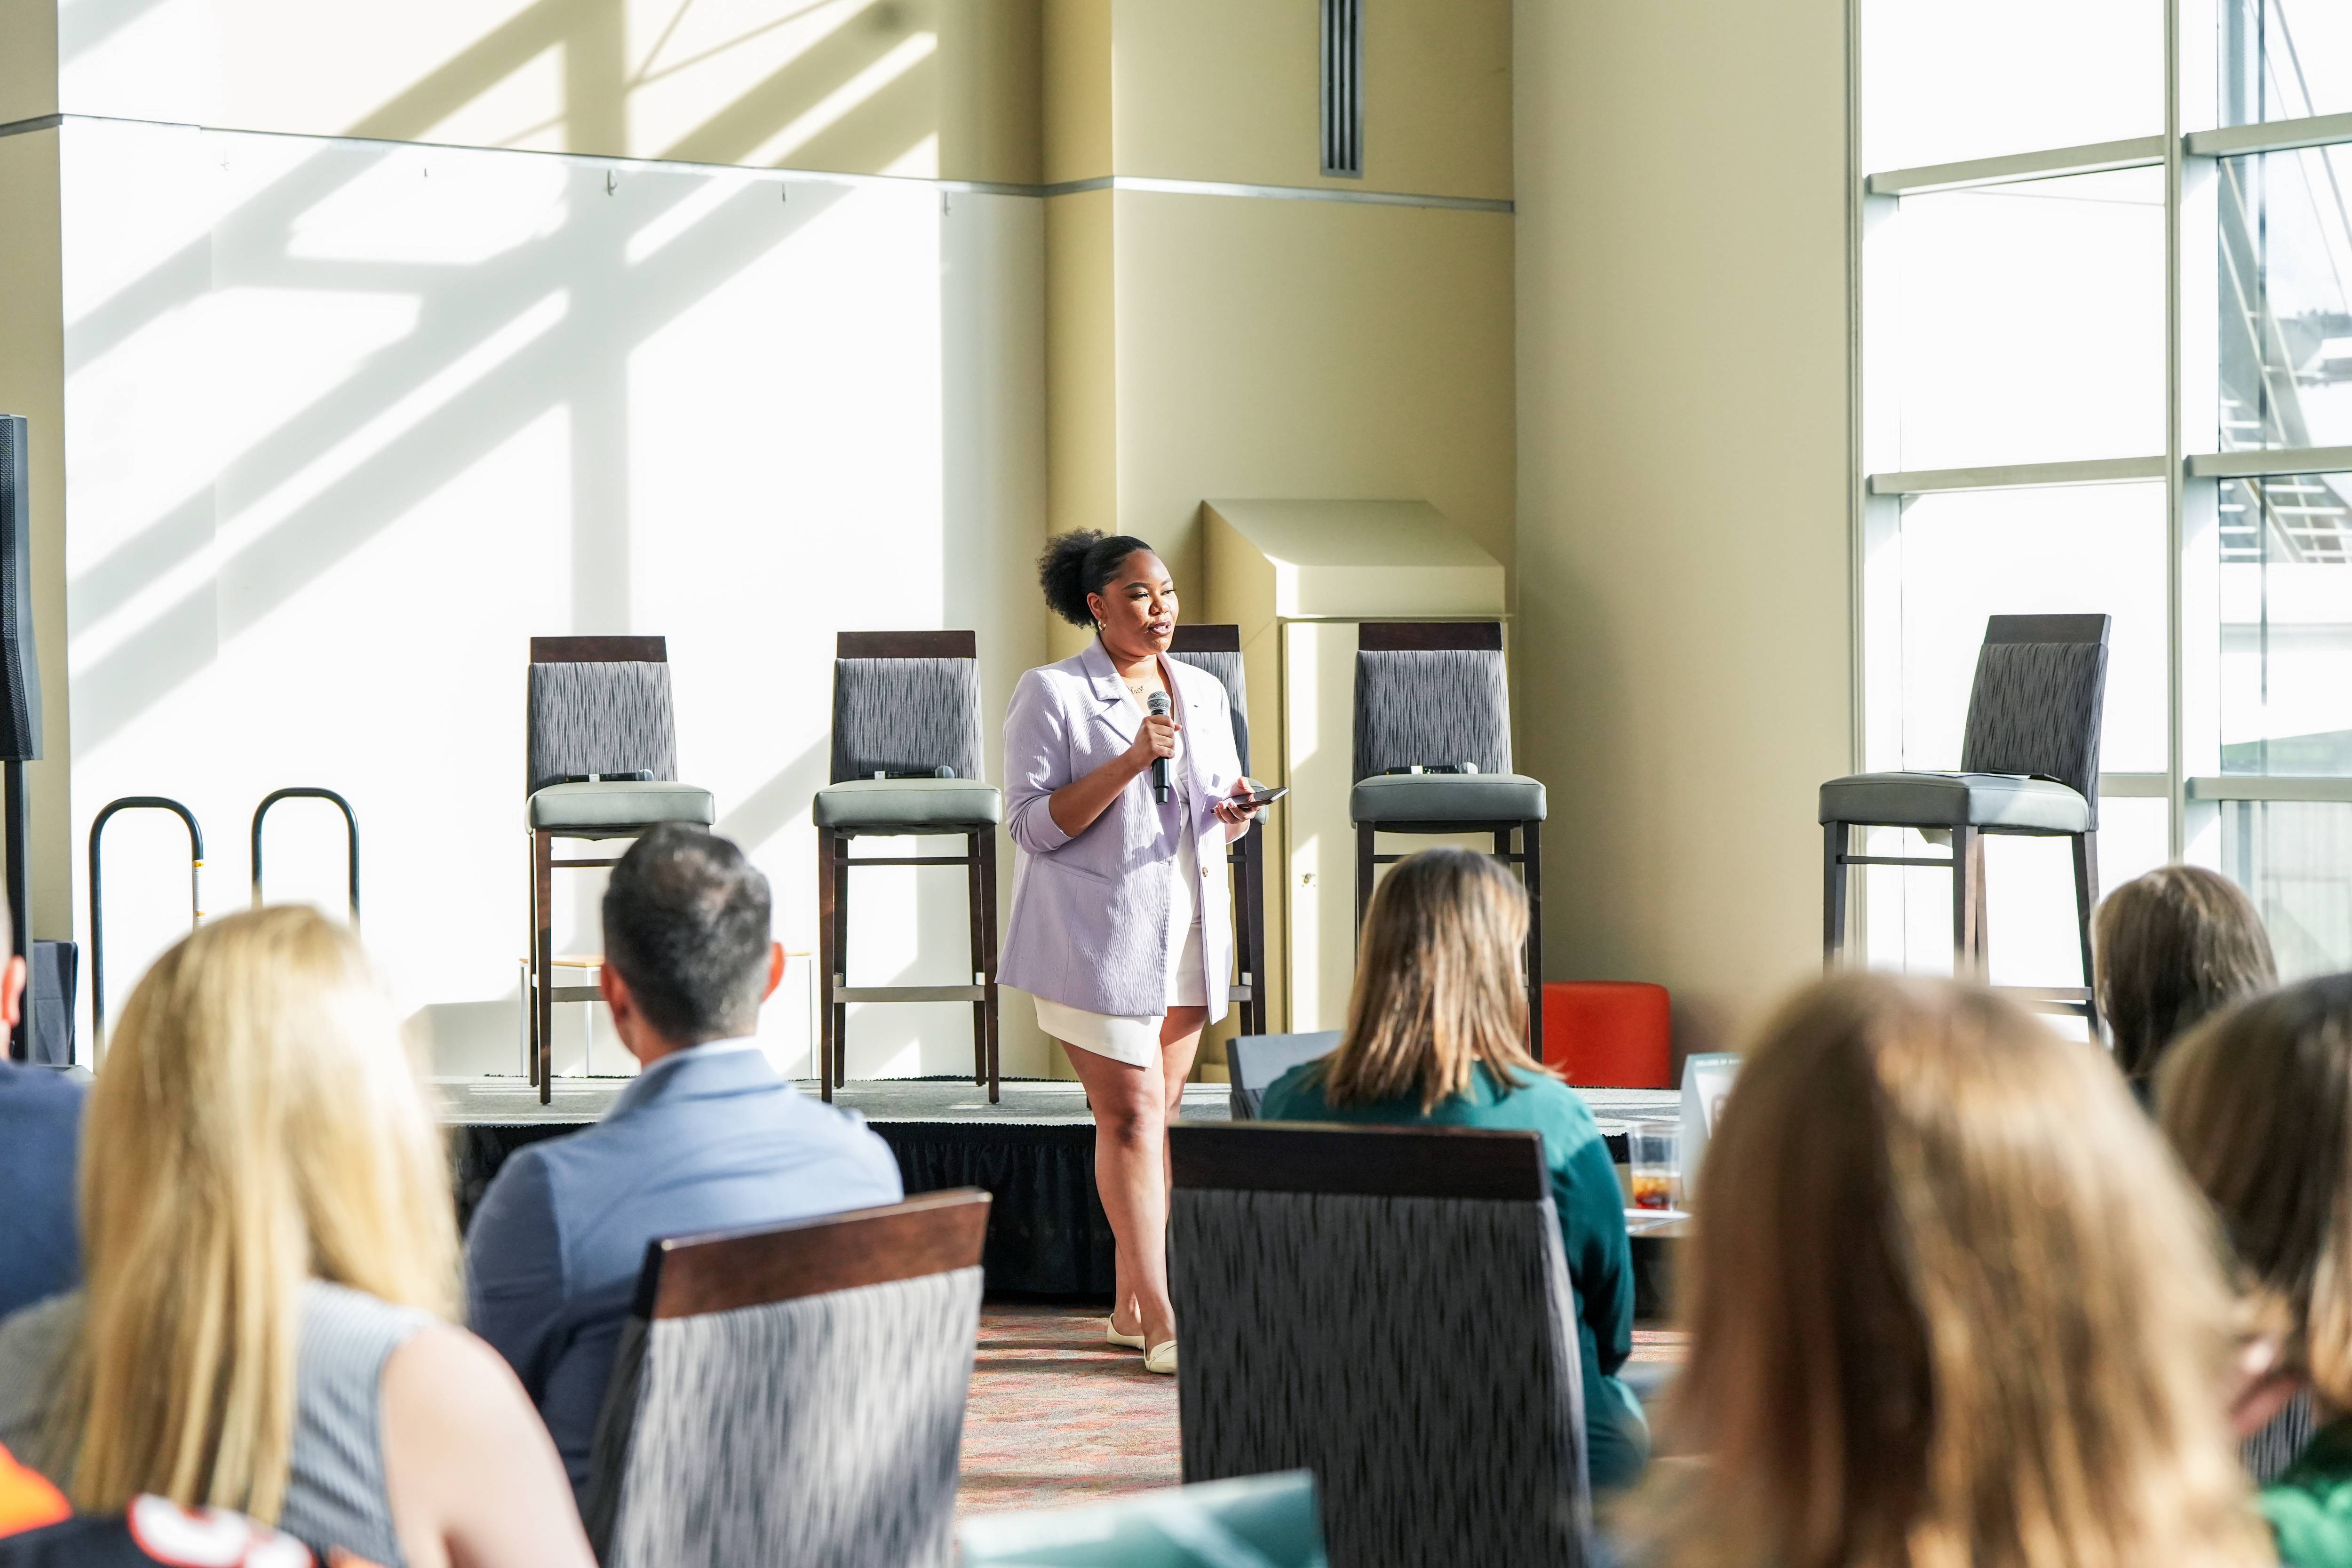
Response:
[2161,973,2352,1568]
[1257,847,1646,1490]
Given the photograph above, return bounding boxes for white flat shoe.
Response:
[1144,1340,1177,1376]
[1105,1320,1146,1350]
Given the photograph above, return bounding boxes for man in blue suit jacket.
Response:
[465,826,904,1498]
[0,901,84,1322]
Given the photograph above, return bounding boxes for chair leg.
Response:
[1522,820,1544,1055]
[979,827,1001,1103]
[1950,825,1979,981]
[1823,822,1848,968]
[839,834,857,1092]
[2073,830,2102,1038]
[526,833,540,1088]
[535,830,554,1106]
[817,828,838,1104]
[1355,824,1375,933]
[1971,833,1990,966]
[966,831,987,1089]
[1240,824,1268,1036]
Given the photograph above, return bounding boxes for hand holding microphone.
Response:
[1146,691,1174,803]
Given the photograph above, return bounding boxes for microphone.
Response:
[1147,691,1172,804]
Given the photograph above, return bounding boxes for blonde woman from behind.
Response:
[1633,974,2265,1568]
[0,907,592,1568]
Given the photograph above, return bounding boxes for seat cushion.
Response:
[1818,771,2090,834]
[1349,772,1546,826]
[528,780,716,834]
[814,778,1003,831]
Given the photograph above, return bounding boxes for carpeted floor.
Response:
[958,1303,1180,1518]
[955,1303,1691,1520]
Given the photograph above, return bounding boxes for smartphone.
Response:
[1234,786,1289,809]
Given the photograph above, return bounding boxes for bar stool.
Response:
[1168,623,1268,1037]
[525,636,716,1105]
[1820,613,2109,1028]
[1349,621,1546,1048]
[813,631,1002,1102]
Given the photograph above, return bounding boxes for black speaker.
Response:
[0,416,40,764]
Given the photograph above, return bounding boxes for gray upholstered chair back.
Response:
[585,1192,991,1568]
[830,632,985,785]
[1168,627,1252,775]
[1168,1125,1589,1568]
[1224,1031,1340,1120]
[1957,614,2110,819]
[527,637,679,796]
[1353,625,1512,783]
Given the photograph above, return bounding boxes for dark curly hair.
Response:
[1037,530,1157,629]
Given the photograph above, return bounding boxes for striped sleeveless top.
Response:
[0,1280,431,1567]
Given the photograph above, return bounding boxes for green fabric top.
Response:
[1257,1059,1648,1490]
[2267,1416,2352,1567]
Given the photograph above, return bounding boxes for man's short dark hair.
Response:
[602,825,772,1044]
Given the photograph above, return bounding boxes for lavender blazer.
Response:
[998,640,1242,1021]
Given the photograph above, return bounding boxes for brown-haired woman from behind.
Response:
[1257,847,1647,1490]
[2096,864,2276,1100]
[2163,972,2352,1568]
[1634,973,2265,1568]
[0,907,593,1568]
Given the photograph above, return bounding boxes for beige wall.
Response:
[0,0,56,123]
[1109,0,1509,198]
[1033,0,1515,1070]
[1513,0,1852,1059]
[35,0,1040,181]
[1111,190,1515,616]
[0,127,70,941]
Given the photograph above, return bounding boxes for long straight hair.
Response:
[1639,974,2263,1568]
[58,907,459,1521]
[1316,848,1543,1112]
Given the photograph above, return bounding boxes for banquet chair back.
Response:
[583,1190,991,1568]
[1169,624,1268,1036]
[1168,1124,1589,1568]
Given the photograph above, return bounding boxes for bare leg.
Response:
[1159,1006,1207,1195]
[1065,1039,1177,1349]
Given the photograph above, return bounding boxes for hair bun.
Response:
[1037,530,1155,629]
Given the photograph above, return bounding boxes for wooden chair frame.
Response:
[526,635,675,1105]
[1821,614,2106,1032]
[818,631,1002,1103]
[1351,621,1544,1051]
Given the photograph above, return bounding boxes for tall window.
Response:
[1857,1,2352,984]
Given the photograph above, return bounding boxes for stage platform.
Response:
[438,1075,1681,1297]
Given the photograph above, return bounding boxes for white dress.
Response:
[1034,682,1209,1067]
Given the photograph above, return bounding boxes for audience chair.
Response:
[1820,614,2109,1028]
[1168,624,1269,1036]
[1168,1123,1591,1568]
[960,1471,1327,1568]
[525,637,715,1105]
[1351,622,1546,1047]
[583,1189,991,1568]
[1224,1030,1340,1120]
[814,632,1003,1103]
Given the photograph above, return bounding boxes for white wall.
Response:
[58,118,1048,1076]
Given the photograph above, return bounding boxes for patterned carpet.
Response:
[958,1303,1180,1517]
[955,1303,1690,1520]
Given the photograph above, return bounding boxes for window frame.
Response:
[1850,0,2352,963]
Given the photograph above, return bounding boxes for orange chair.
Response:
[1542,981,1670,1088]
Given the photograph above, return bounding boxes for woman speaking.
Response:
[999,531,1257,1376]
